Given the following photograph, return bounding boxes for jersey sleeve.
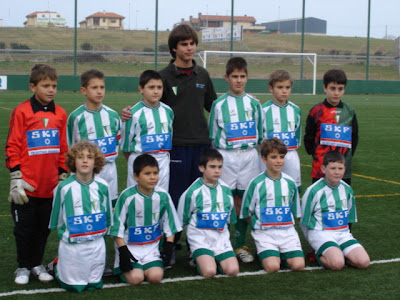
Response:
[347,187,357,223]
[351,114,359,156]
[5,106,25,169]
[254,101,264,145]
[295,108,302,146]
[58,108,68,171]
[300,187,314,228]
[291,183,301,218]
[49,184,64,230]
[240,180,256,219]
[177,188,193,227]
[161,193,182,237]
[208,101,218,141]
[204,74,217,112]
[119,116,133,152]
[109,193,129,238]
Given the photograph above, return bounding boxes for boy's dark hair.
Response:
[199,148,223,168]
[134,154,159,175]
[81,69,104,87]
[168,24,198,58]
[322,151,345,166]
[66,140,106,174]
[260,137,287,157]
[139,70,163,88]
[323,69,347,87]
[226,57,248,76]
[30,64,58,85]
[269,69,293,87]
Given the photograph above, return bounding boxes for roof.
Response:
[199,15,256,22]
[86,12,125,19]
[263,17,326,23]
[26,11,57,18]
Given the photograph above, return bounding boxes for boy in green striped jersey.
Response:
[241,138,304,273]
[260,70,302,191]
[49,140,112,292]
[300,151,370,270]
[177,148,239,277]
[208,57,263,263]
[120,70,173,191]
[67,69,121,205]
[110,154,182,285]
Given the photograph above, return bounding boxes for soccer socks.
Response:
[234,218,248,249]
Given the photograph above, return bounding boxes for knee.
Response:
[224,265,239,277]
[354,257,370,269]
[200,267,217,278]
[327,260,345,271]
[264,261,280,273]
[289,260,305,272]
[147,273,163,284]
[125,273,144,286]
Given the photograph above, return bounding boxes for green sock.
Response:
[234,218,248,249]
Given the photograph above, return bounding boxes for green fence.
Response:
[2,75,400,94]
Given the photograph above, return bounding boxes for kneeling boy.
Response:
[49,140,112,292]
[241,138,304,273]
[110,154,182,285]
[300,151,370,270]
[177,148,239,277]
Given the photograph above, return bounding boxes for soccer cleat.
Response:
[235,246,254,263]
[31,265,54,282]
[15,268,30,285]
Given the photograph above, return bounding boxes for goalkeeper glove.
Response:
[8,171,35,205]
[118,245,137,273]
[161,241,174,268]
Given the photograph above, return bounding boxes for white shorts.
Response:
[259,150,301,188]
[251,227,303,257]
[57,238,105,288]
[307,230,362,256]
[96,161,118,201]
[113,240,162,271]
[186,224,234,260]
[219,148,260,192]
[127,152,170,190]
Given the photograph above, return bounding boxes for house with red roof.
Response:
[80,11,125,30]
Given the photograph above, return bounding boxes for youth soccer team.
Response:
[5,24,370,293]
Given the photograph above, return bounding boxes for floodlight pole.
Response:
[74,0,77,76]
[230,0,234,52]
[155,0,158,70]
[300,0,305,80]
[366,0,371,80]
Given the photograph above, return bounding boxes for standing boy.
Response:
[49,140,112,292]
[261,70,302,191]
[67,69,121,205]
[120,70,173,190]
[241,138,304,273]
[208,57,263,263]
[300,151,370,270]
[110,154,182,285]
[5,64,68,284]
[177,148,239,278]
[304,69,358,185]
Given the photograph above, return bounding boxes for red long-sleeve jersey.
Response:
[5,98,68,198]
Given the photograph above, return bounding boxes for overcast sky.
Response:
[1,0,399,39]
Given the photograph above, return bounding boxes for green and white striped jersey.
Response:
[110,186,182,242]
[120,101,174,154]
[300,178,357,231]
[177,178,237,230]
[241,172,300,230]
[261,100,301,150]
[67,104,121,162]
[49,175,112,244]
[209,92,263,150]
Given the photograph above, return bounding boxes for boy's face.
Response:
[199,159,223,185]
[139,79,163,107]
[323,82,345,106]
[225,69,248,96]
[173,39,196,63]
[321,161,345,186]
[75,149,95,179]
[134,165,159,195]
[269,80,292,105]
[30,78,57,106]
[262,149,285,178]
[81,78,105,109]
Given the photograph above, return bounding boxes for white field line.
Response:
[1,258,400,297]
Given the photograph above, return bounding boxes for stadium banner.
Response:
[37,13,67,25]
[202,25,243,43]
[0,76,7,90]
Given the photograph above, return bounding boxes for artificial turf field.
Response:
[0,91,399,299]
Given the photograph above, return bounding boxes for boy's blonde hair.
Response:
[268,70,293,87]
[260,137,287,157]
[66,140,106,174]
[30,64,58,85]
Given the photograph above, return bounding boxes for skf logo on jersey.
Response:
[320,123,352,148]
[42,118,49,128]
[68,212,107,242]
[196,83,205,88]
[225,121,257,145]
[141,133,172,153]
[322,209,349,230]
[268,131,298,150]
[128,223,162,245]
[197,212,229,230]
[26,129,60,156]
[261,206,293,226]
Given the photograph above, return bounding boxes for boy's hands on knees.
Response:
[161,241,174,267]
[121,106,132,122]
[8,171,35,205]
[118,245,137,273]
